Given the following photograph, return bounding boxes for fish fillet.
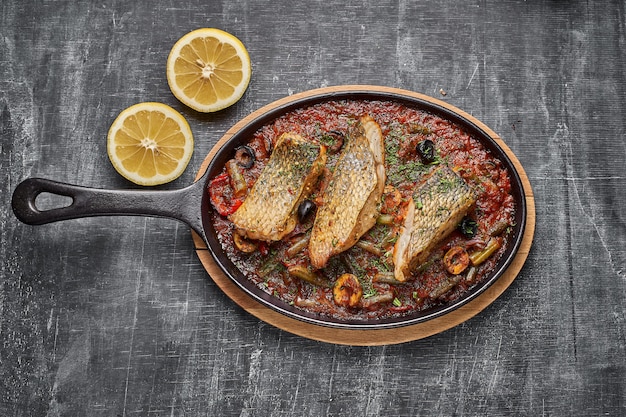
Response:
[229,132,327,241]
[309,115,385,269]
[393,166,476,282]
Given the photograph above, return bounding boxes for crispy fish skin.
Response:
[309,115,385,269]
[393,166,476,282]
[229,133,327,241]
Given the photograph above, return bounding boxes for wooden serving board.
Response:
[191,85,536,346]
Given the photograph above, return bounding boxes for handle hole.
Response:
[35,193,73,211]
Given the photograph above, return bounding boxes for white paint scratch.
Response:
[495,334,503,360]
[325,354,337,416]
[466,63,479,89]
[364,346,387,416]
[52,314,59,364]
[240,349,264,416]
[46,330,91,417]
[542,122,626,281]
[528,176,625,181]
[290,367,303,414]
[570,177,625,280]
[121,221,146,417]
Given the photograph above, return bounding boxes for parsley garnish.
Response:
[363,287,378,299]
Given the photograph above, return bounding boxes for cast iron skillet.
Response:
[12,86,527,330]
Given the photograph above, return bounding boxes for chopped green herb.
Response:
[371,257,392,272]
[438,176,457,192]
[258,258,284,278]
[386,151,400,167]
[363,287,378,299]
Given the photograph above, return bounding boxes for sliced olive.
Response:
[297,199,316,223]
[443,246,470,275]
[234,145,255,169]
[416,139,436,164]
[459,217,478,238]
[333,273,363,308]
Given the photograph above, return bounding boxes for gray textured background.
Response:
[2,0,625,416]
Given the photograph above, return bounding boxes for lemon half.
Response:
[107,102,194,186]
[166,28,252,112]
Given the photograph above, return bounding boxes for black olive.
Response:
[234,145,255,169]
[322,130,345,155]
[297,200,316,223]
[416,139,436,164]
[459,217,478,238]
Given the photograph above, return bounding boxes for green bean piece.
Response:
[355,239,383,257]
[489,219,510,236]
[286,235,310,258]
[360,291,395,309]
[429,276,461,299]
[287,265,328,287]
[258,259,282,278]
[469,238,502,266]
[465,266,478,283]
[373,272,405,285]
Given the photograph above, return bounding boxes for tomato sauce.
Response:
[208,100,516,321]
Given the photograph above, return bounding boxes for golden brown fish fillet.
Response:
[393,166,476,282]
[229,133,327,241]
[309,115,385,269]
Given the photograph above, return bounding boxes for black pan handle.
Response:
[11,177,207,240]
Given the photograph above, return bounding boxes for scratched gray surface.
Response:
[2,0,626,416]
